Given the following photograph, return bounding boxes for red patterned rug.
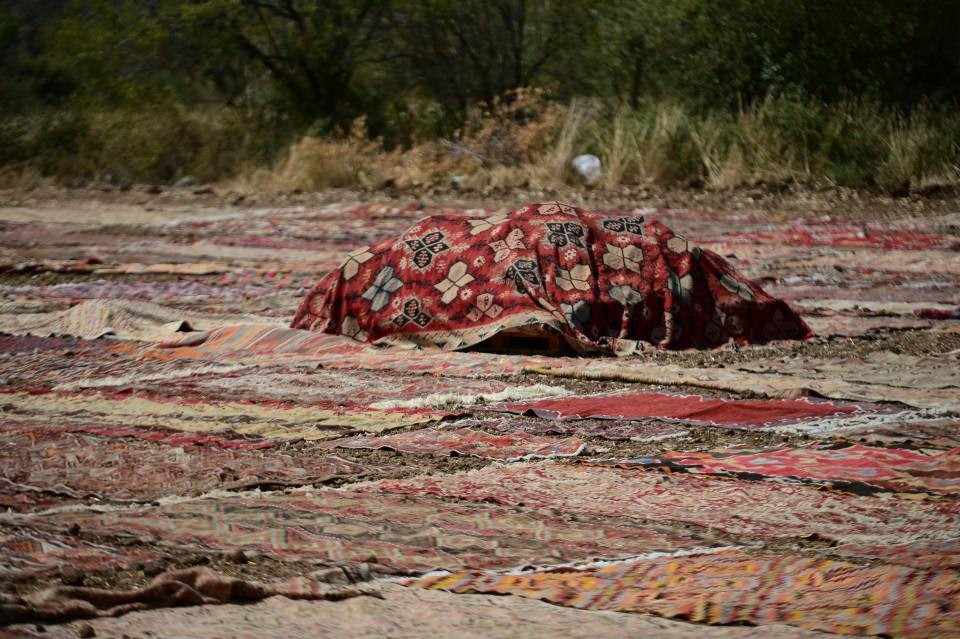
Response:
[293,202,811,352]
[490,390,865,429]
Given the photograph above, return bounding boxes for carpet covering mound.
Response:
[292,202,811,353]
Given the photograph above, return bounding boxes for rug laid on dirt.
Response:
[529,349,960,413]
[0,423,372,511]
[407,548,960,639]
[363,463,960,554]
[624,443,960,495]
[490,389,870,429]
[47,357,563,411]
[0,527,159,581]
[0,332,560,413]
[0,390,438,442]
[292,202,811,353]
[840,418,960,450]
[6,490,723,573]
[148,322,576,377]
[321,427,586,461]
[9,582,843,639]
[0,566,373,624]
[0,298,282,341]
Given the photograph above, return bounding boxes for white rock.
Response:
[571,154,602,184]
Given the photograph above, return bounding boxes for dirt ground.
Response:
[3,181,960,220]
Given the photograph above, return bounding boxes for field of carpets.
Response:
[0,199,959,638]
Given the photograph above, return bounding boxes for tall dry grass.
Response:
[243,95,960,194]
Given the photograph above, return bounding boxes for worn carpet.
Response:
[408,548,960,638]
[0,423,372,511]
[362,462,960,552]
[491,389,868,429]
[6,489,722,573]
[629,442,960,495]
[321,427,586,461]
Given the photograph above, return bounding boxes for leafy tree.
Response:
[390,0,600,111]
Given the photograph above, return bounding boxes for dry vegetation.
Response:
[3,91,958,198]
[231,91,960,197]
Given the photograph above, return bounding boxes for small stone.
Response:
[310,567,349,585]
[571,154,602,185]
[61,568,85,586]
[142,560,166,577]
[229,549,248,564]
[67,523,81,536]
[76,623,96,638]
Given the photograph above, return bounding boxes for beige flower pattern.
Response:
[341,247,374,280]
[556,264,591,291]
[666,234,689,254]
[466,293,504,322]
[340,316,368,342]
[537,202,578,216]
[602,243,644,274]
[435,261,475,304]
[468,214,509,235]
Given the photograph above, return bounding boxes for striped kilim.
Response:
[408,549,960,638]
[0,528,159,579]
[650,443,960,494]
[10,490,722,573]
[148,323,571,377]
[321,427,586,461]
[0,389,438,441]
[491,389,867,429]
[363,463,960,554]
[0,423,371,511]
